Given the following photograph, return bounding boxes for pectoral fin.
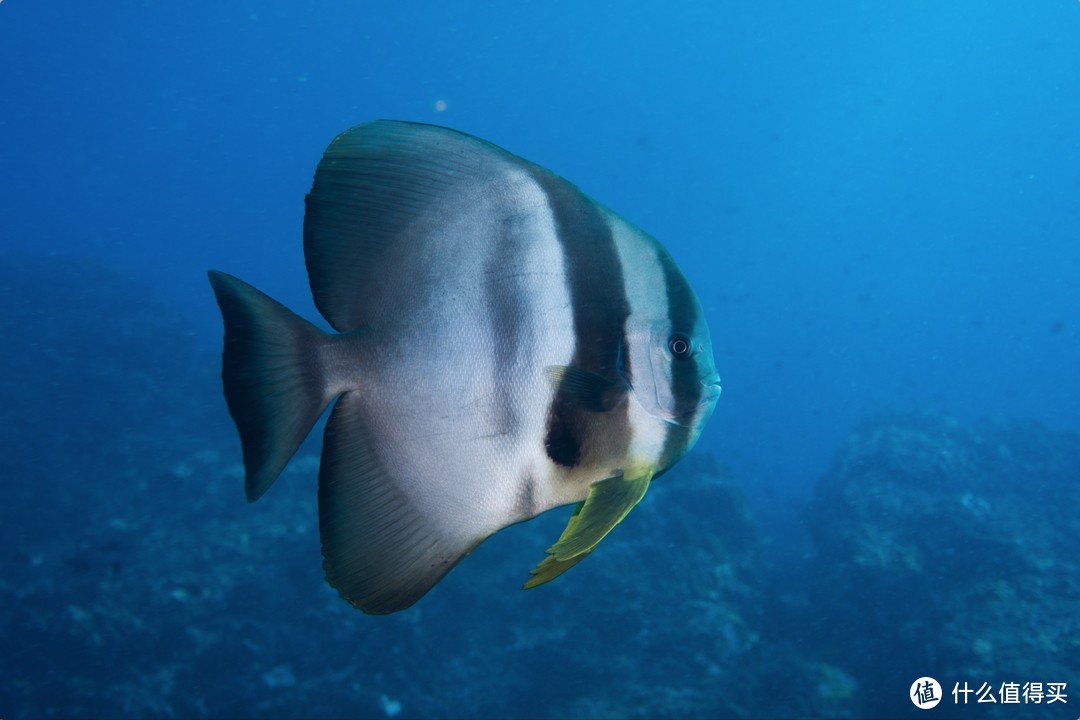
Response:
[544,365,625,412]
[523,470,653,589]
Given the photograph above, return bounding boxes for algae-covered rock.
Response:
[806,411,1080,718]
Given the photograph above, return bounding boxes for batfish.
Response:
[208,120,721,614]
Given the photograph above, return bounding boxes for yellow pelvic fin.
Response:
[522,470,653,590]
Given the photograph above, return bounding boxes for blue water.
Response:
[2,2,1078,718]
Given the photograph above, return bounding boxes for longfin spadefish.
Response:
[523,470,653,589]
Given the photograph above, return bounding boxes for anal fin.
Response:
[320,392,484,614]
[523,470,653,589]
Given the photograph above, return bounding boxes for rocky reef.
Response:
[804,411,1080,717]
[1,255,1076,718]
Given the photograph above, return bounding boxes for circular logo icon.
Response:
[910,677,942,709]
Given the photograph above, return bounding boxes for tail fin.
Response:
[208,270,334,501]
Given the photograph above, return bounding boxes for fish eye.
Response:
[667,333,693,359]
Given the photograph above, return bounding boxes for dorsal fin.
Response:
[303,120,538,332]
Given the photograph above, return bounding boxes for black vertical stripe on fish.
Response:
[655,245,704,466]
[530,170,632,469]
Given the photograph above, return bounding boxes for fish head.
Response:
[622,308,721,439]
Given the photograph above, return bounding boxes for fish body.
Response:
[209,121,720,614]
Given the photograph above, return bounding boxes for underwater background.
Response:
[2,1,1079,718]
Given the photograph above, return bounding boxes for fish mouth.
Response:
[660,378,721,427]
